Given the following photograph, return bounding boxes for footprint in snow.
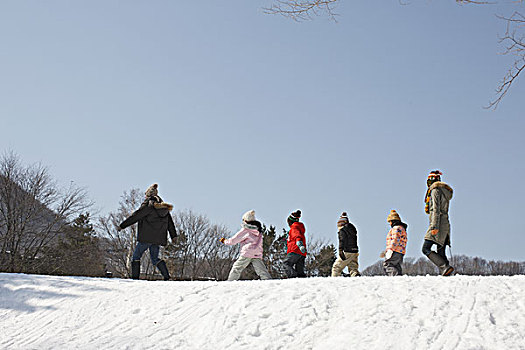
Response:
[489,313,496,325]
[249,325,261,337]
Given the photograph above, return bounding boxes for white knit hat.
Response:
[242,210,256,222]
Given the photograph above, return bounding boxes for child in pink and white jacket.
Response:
[220,210,272,281]
[380,210,408,276]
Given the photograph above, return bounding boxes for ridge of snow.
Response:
[1,273,524,350]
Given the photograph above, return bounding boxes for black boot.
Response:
[131,260,140,280]
[442,265,454,276]
[427,252,454,276]
[156,260,170,281]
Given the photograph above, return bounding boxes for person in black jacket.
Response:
[117,184,177,280]
[331,212,360,277]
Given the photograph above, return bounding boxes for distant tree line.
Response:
[1,152,523,279]
[363,255,525,276]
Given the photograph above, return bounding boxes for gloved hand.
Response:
[339,249,346,261]
[219,237,225,243]
[430,229,439,236]
[385,250,393,260]
[297,240,306,254]
[116,225,122,232]
[379,251,386,258]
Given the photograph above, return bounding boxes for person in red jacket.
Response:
[283,210,307,278]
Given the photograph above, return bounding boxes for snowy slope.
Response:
[1,273,524,350]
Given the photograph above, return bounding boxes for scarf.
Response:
[424,188,431,214]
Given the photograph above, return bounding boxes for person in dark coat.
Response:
[118,183,177,280]
[422,170,454,276]
[331,212,360,277]
[283,210,307,278]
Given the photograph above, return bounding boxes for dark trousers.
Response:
[422,239,449,264]
[383,251,404,276]
[283,253,306,278]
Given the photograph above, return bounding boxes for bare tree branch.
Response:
[265,1,523,109]
[456,0,496,5]
[263,0,339,21]
[487,11,525,109]
[264,0,498,21]
[97,188,142,278]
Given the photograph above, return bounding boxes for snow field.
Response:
[1,273,524,350]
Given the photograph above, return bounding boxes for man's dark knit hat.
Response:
[337,212,349,228]
[287,210,301,225]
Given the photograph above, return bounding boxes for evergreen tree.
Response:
[263,226,288,278]
[49,213,105,276]
[307,244,336,277]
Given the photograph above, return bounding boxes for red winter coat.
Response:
[287,222,307,256]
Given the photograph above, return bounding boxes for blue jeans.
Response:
[132,242,160,266]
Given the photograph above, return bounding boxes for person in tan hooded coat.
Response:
[422,170,454,276]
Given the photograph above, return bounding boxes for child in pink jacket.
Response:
[220,210,272,281]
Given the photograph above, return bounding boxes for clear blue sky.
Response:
[1,1,524,268]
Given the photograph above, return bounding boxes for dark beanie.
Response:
[337,212,349,229]
[427,170,442,182]
[287,210,301,225]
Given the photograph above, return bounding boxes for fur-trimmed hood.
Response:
[242,220,262,234]
[153,202,174,211]
[429,181,453,200]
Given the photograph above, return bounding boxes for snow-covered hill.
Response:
[1,273,524,350]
